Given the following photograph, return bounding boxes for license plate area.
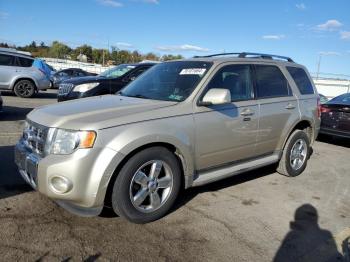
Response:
[15,144,39,188]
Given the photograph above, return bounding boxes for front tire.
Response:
[111,147,181,223]
[13,80,35,98]
[277,130,310,177]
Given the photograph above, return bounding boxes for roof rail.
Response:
[0,47,32,57]
[194,52,294,62]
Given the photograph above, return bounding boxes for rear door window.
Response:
[286,66,314,95]
[0,54,15,66]
[17,56,34,67]
[255,65,291,98]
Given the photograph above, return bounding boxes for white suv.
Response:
[0,48,50,97]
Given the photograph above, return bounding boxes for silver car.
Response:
[0,48,50,98]
[15,52,320,223]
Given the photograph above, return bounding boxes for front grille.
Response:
[22,121,49,156]
[58,83,74,96]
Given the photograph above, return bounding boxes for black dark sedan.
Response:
[51,68,97,89]
[57,63,156,102]
[320,93,350,138]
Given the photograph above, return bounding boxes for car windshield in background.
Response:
[119,61,212,102]
[328,93,350,104]
[100,64,135,78]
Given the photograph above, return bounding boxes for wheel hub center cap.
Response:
[148,180,157,192]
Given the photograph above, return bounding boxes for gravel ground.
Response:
[0,90,349,261]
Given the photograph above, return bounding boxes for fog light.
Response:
[50,176,72,194]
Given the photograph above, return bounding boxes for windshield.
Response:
[119,61,212,102]
[100,64,135,78]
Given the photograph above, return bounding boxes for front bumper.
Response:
[14,139,124,217]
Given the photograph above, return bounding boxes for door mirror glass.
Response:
[200,88,231,106]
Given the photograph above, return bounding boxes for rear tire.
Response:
[277,130,310,177]
[14,80,35,98]
[111,147,181,224]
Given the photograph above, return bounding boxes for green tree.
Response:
[49,41,71,59]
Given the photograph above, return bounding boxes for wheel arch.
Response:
[11,77,38,91]
[282,119,313,150]
[104,142,189,208]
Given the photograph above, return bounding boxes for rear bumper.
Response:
[37,79,51,90]
[319,127,350,138]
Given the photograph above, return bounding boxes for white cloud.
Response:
[142,0,159,3]
[0,11,9,19]
[340,31,350,40]
[296,3,306,10]
[115,42,134,48]
[155,44,209,52]
[97,0,123,7]
[316,19,343,31]
[130,0,159,4]
[319,51,341,56]
[262,34,286,40]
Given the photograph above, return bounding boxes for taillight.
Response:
[320,105,331,113]
[317,97,321,118]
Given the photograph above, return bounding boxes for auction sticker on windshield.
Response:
[179,68,206,75]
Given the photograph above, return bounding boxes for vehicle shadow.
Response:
[273,204,346,262]
[317,134,350,148]
[1,90,57,99]
[0,106,33,121]
[172,164,277,213]
[0,145,32,200]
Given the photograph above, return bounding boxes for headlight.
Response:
[48,129,97,155]
[73,83,99,93]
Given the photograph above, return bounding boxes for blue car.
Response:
[32,59,53,82]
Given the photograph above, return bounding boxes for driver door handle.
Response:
[285,103,296,110]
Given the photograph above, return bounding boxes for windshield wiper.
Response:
[127,94,150,99]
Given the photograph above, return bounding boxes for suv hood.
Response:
[28,95,178,130]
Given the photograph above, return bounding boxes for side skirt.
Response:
[192,152,280,187]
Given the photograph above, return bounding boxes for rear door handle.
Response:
[285,103,296,110]
[240,109,254,116]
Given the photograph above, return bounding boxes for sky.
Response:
[0,0,350,76]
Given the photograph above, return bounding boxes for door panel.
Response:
[254,64,299,155]
[256,97,298,155]
[193,64,258,171]
[194,102,259,170]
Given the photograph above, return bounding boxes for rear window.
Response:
[255,65,291,98]
[17,56,34,67]
[287,67,314,95]
[0,54,15,66]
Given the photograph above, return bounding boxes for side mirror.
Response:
[199,88,231,106]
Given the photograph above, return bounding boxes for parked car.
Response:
[51,68,97,89]
[15,52,320,223]
[57,62,156,102]
[319,93,350,138]
[319,94,329,104]
[0,48,50,98]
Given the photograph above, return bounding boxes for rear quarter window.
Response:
[17,56,34,67]
[287,66,314,95]
[255,65,292,98]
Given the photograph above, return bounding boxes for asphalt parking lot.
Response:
[0,90,349,261]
